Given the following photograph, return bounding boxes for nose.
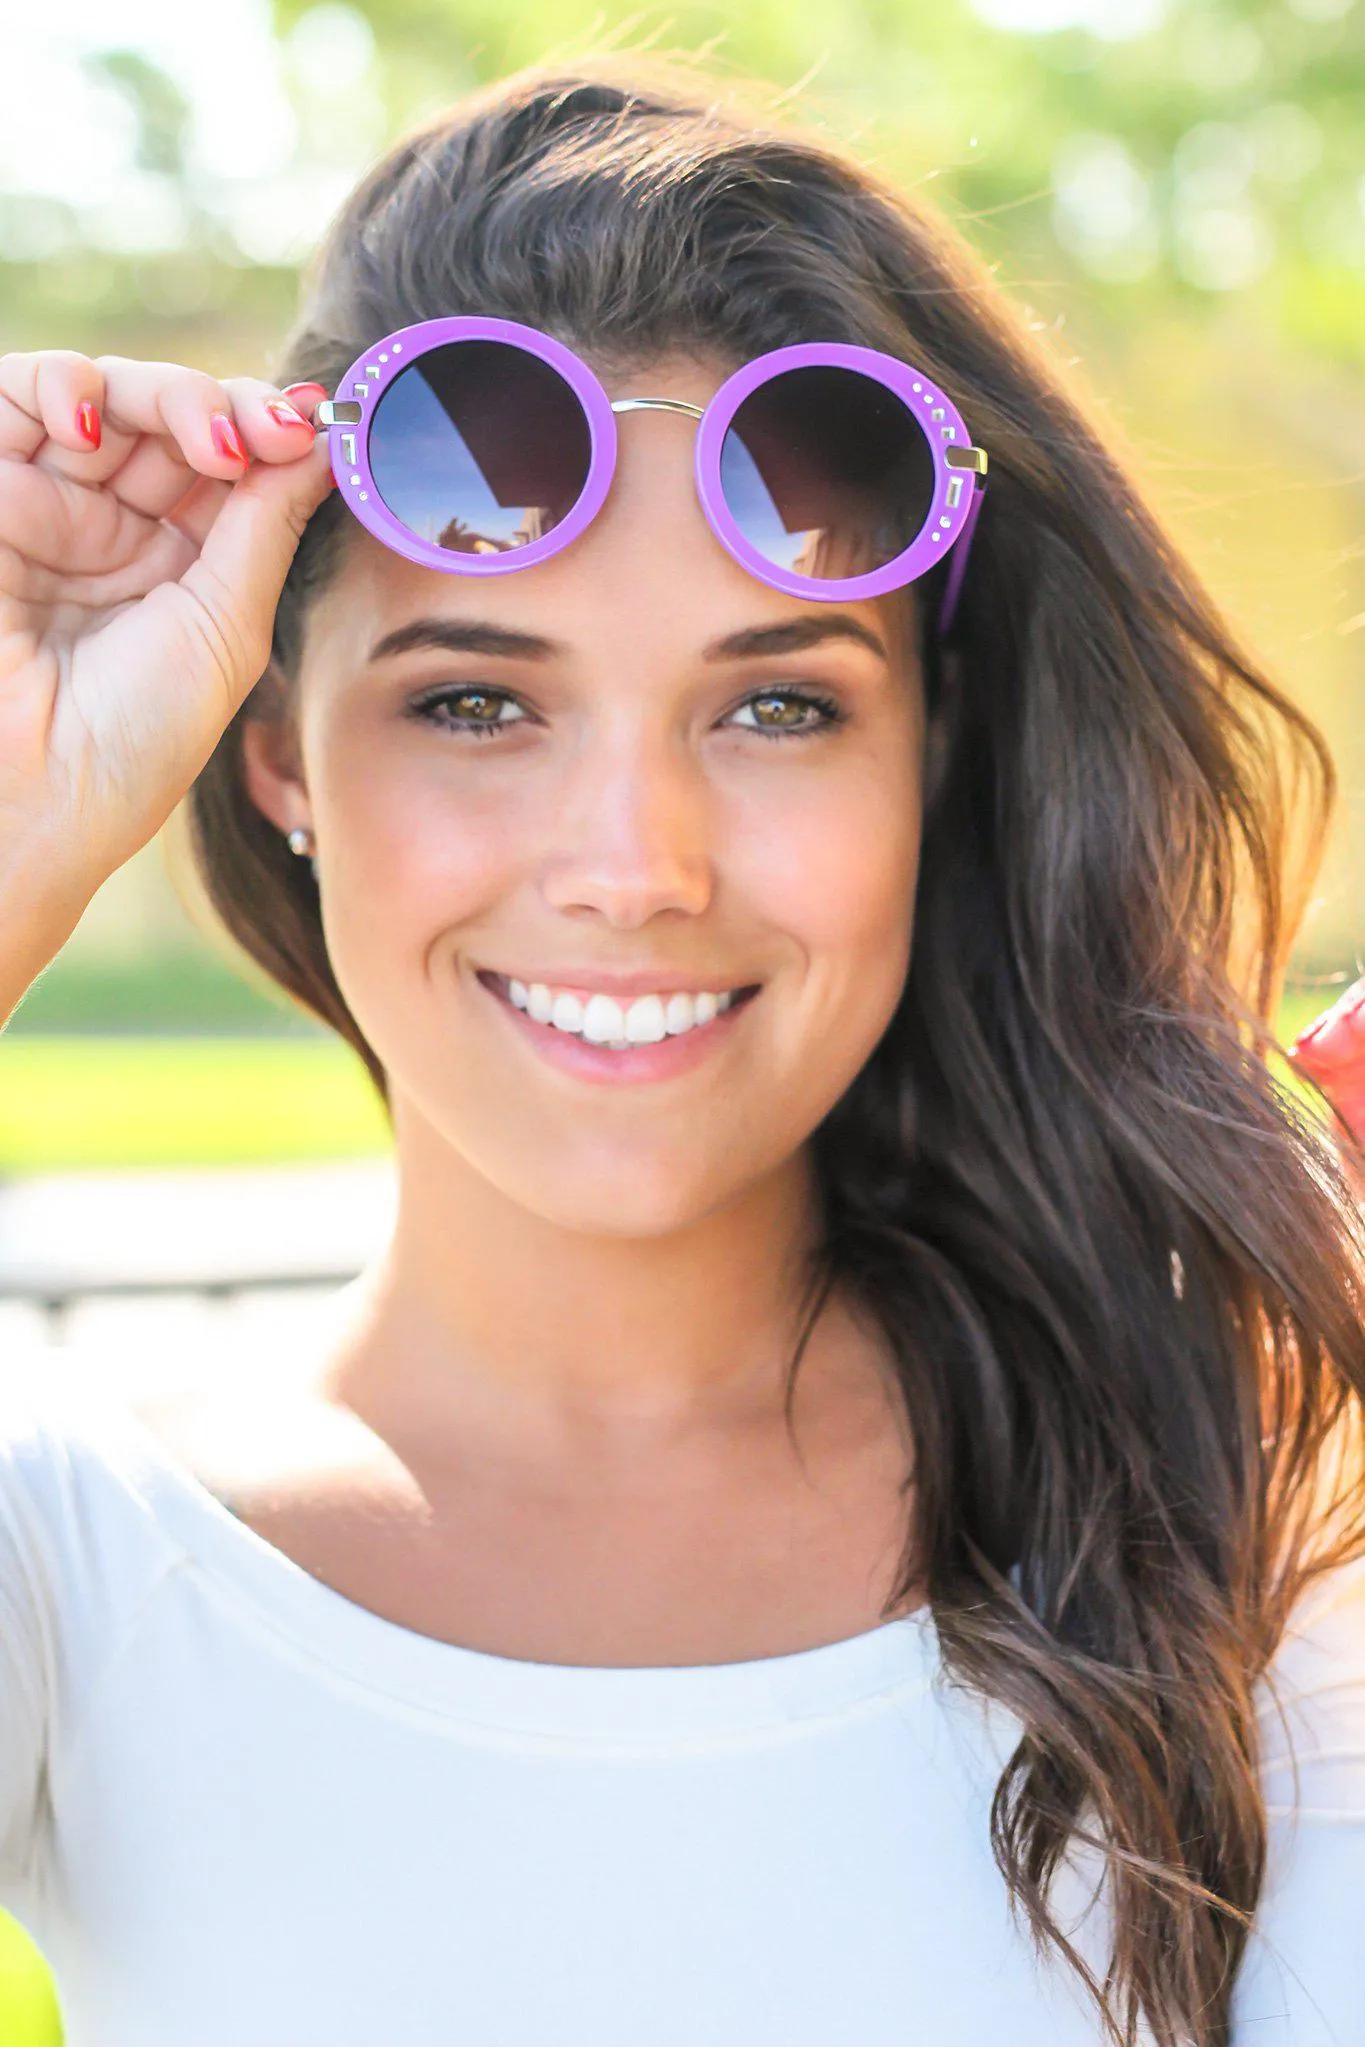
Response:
[539,725,714,930]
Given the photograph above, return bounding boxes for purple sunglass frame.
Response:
[316,315,989,637]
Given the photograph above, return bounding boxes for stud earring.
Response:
[285,826,318,879]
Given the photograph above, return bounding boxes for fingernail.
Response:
[265,399,311,431]
[210,412,247,465]
[281,382,327,422]
[76,400,101,449]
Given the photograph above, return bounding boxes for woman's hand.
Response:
[0,350,334,987]
[1288,980,1365,1198]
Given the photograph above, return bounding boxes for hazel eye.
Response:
[420,688,527,734]
[727,691,840,737]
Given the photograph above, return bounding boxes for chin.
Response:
[507,1155,756,1241]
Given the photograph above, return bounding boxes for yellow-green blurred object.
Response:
[0,1911,61,2045]
[0,1037,390,1171]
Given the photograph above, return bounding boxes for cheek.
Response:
[727,752,923,1019]
[306,727,525,999]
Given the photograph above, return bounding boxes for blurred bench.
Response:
[0,1160,396,1342]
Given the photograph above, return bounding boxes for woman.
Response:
[1,51,1363,2047]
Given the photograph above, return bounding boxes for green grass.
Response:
[0,1035,390,1171]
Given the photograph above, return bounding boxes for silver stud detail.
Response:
[931,407,946,421]
[353,381,369,397]
[378,352,389,363]
[365,363,380,378]
[947,476,964,508]
[940,425,956,440]
[939,516,952,528]
[349,473,361,486]
[913,381,922,391]
[340,433,357,466]
[358,490,368,501]
[391,342,403,353]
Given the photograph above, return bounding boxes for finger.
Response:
[163,472,233,551]
[159,434,336,713]
[4,352,255,483]
[0,510,197,612]
[0,461,164,579]
[219,377,320,463]
[38,375,320,523]
[281,383,329,425]
[62,431,201,523]
[0,350,106,461]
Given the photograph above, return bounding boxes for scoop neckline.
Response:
[83,1385,939,1747]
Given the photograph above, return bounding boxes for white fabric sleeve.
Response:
[1232,1552,1365,2045]
[0,1367,57,1891]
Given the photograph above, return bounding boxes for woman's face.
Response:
[244,354,930,1237]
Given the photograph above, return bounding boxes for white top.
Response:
[1,1360,1363,2047]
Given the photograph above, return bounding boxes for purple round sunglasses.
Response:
[316,315,989,637]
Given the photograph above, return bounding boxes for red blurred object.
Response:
[1288,977,1365,1145]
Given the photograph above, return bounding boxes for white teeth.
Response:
[506,978,742,1045]
[551,992,585,1034]
[625,994,667,1044]
[665,993,694,1035]
[581,993,626,1044]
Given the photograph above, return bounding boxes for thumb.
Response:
[175,434,337,710]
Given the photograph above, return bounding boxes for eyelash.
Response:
[410,686,846,741]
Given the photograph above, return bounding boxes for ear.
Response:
[238,663,312,838]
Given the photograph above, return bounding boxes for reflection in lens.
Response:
[719,366,936,581]
[368,340,593,555]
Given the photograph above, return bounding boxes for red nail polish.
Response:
[76,400,101,449]
[210,412,247,465]
[265,399,311,431]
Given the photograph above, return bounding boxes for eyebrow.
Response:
[366,613,889,666]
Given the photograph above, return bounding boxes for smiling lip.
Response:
[476,969,759,1085]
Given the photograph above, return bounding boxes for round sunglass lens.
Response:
[367,340,593,556]
[718,365,936,582]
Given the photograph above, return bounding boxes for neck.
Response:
[322,1099,829,1444]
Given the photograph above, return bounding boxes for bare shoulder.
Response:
[127,1377,427,1528]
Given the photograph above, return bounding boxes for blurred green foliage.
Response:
[5,0,1365,367]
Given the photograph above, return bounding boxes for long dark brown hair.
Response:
[186,50,1365,2047]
